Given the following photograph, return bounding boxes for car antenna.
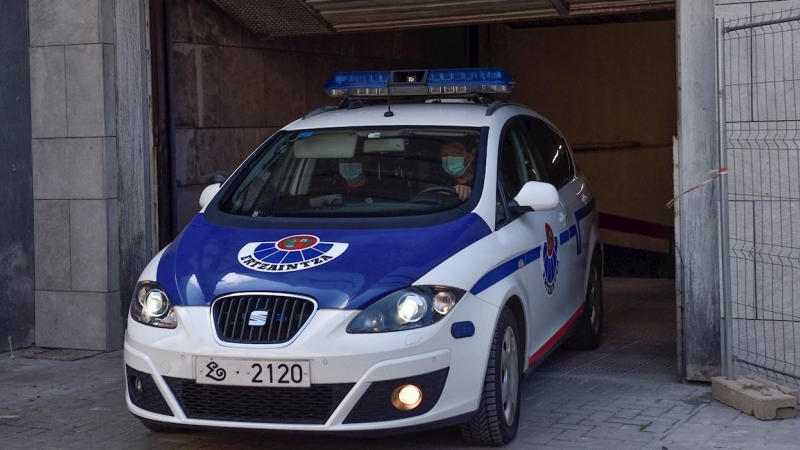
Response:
[384,88,394,117]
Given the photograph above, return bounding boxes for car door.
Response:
[496,118,568,364]
[522,118,585,318]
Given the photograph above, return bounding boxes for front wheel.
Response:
[460,307,522,446]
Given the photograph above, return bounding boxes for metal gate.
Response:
[718,9,800,387]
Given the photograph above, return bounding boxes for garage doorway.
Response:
[151,0,679,381]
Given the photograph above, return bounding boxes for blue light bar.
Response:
[427,68,512,86]
[324,68,515,97]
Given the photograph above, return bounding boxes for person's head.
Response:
[338,154,366,183]
[440,141,475,178]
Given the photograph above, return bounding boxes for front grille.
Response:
[164,377,353,424]
[212,294,315,344]
[344,368,449,424]
[126,365,173,416]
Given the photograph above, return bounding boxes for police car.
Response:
[124,68,602,445]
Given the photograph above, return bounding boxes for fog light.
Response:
[391,384,423,411]
[129,374,143,402]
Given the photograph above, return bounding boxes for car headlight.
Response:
[129,281,178,329]
[347,286,465,333]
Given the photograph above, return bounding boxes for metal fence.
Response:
[719,9,800,388]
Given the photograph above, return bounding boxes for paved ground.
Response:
[1,278,798,449]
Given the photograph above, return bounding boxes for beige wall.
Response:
[488,20,677,252]
[506,21,677,146]
[170,0,469,231]
[577,146,673,253]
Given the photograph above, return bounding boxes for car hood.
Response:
[156,213,491,309]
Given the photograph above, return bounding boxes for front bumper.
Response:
[123,295,499,431]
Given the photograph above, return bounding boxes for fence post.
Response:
[716,18,735,381]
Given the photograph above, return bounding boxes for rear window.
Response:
[218,127,483,219]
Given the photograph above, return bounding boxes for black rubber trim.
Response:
[164,377,353,424]
[126,365,173,417]
[344,368,449,424]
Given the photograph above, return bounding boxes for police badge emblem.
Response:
[238,235,348,273]
[542,223,559,295]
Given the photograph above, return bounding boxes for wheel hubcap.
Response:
[500,326,519,425]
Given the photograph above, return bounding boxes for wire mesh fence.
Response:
[719,9,800,388]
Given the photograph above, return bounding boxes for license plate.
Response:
[195,357,311,387]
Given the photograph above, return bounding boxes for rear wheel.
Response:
[565,253,603,350]
[460,307,522,446]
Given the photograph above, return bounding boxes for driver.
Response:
[440,141,476,201]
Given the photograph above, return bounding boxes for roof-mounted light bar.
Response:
[324,68,515,98]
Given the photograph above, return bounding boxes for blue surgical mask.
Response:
[338,163,363,183]
[442,156,467,177]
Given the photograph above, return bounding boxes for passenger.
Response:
[338,157,365,189]
[314,153,407,204]
[440,141,476,201]
[337,154,374,202]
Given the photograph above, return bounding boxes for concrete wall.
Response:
[170,0,470,231]
[482,20,677,255]
[28,0,121,351]
[115,0,151,335]
[676,0,721,382]
[0,1,35,353]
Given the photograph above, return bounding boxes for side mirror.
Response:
[199,183,221,209]
[512,181,559,212]
[209,172,227,184]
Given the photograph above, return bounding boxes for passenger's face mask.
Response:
[338,163,363,183]
[442,156,468,177]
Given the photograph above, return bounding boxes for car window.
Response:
[495,184,508,227]
[218,127,483,218]
[523,119,574,189]
[497,121,530,198]
[514,120,545,184]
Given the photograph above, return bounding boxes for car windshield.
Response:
[219,127,483,218]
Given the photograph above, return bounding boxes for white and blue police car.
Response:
[124,68,602,446]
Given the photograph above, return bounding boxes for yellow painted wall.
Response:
[487,21,677,251]
[576,146,674,253]
[506,21,677,146]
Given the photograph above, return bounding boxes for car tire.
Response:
[565,253,603,350]
[137,417,186,433]
[460,306,522,446]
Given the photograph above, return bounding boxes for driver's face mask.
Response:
[441,156,468,177]
[338,163,363,183]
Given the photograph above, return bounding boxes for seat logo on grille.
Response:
[238,235,349,273]
[248,310,270,326]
